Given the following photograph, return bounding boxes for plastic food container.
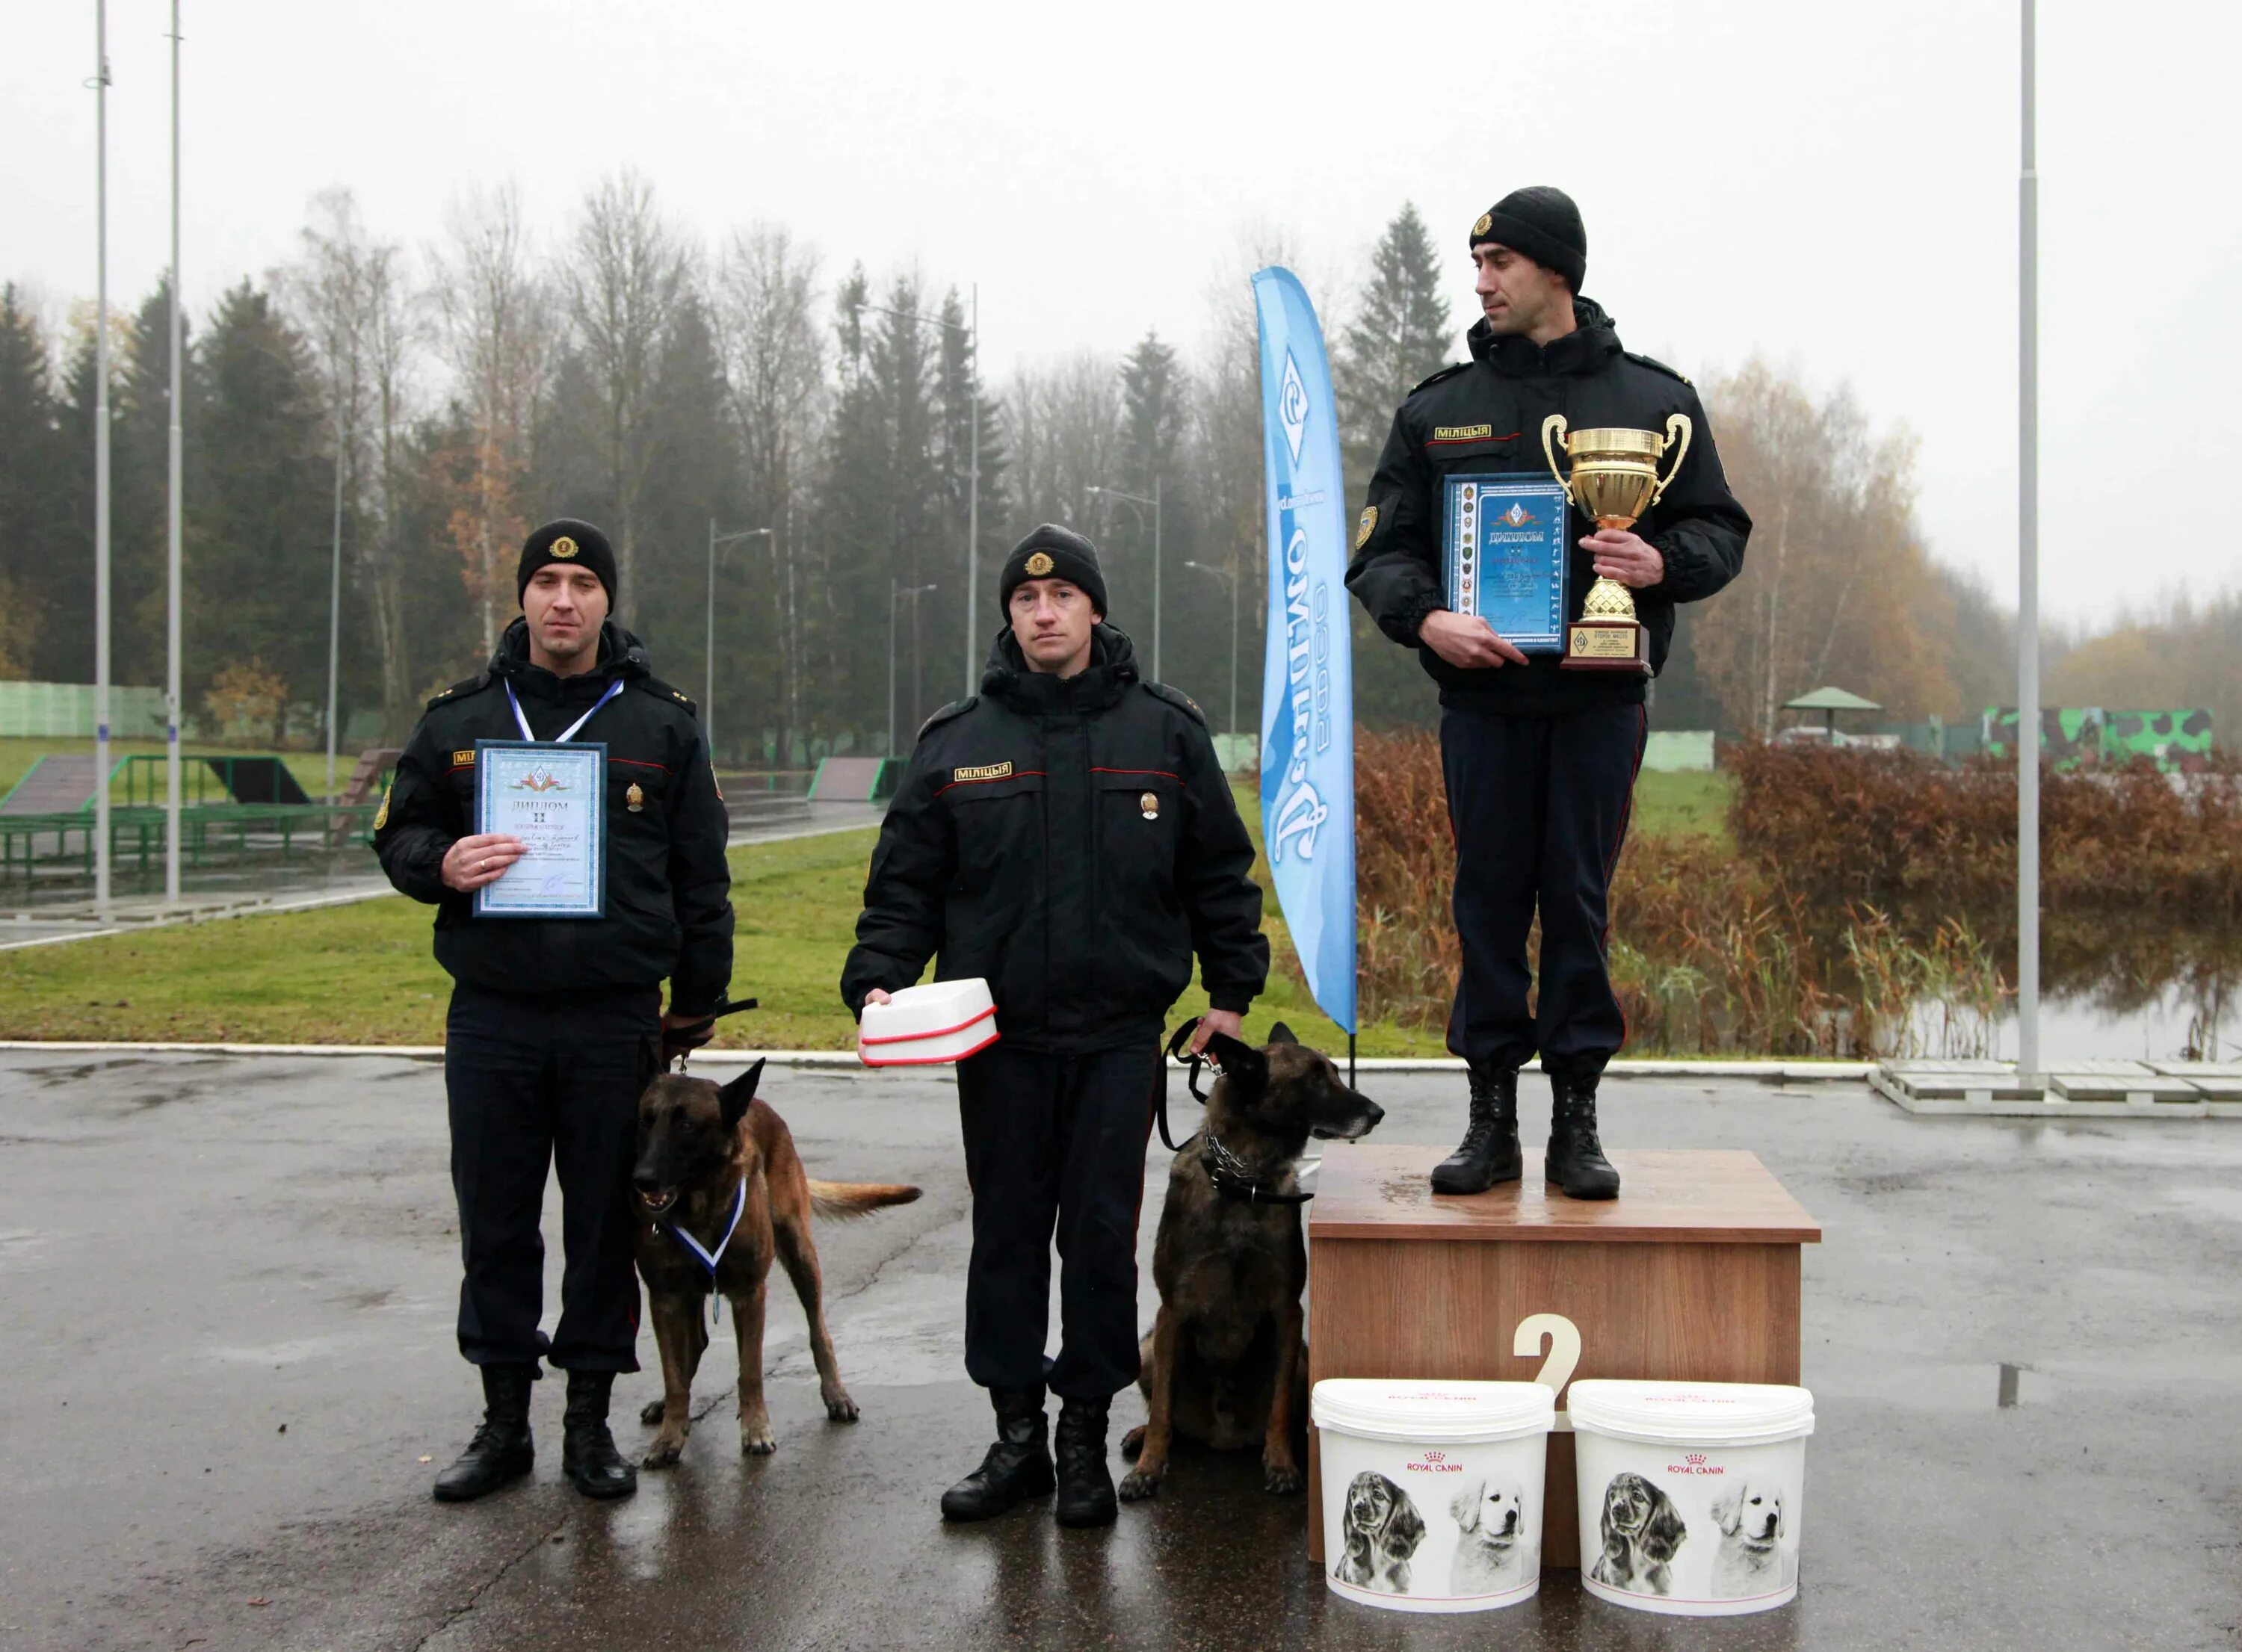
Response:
[1567,1380,1814,1616]
[856,979,998,1066]
[1312,1379,1556,1614]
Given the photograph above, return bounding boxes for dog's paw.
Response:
[1261,1460,1306,1497]
[640,1437,685,1470]
[824,1392,860,1423]
[741,1427,777,1456]
[639,1398,667,1426]
[1120,1425,1146,1461]
[1117,1467,1163,1503]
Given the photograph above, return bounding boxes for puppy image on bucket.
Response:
[1569,1380,1814,1617]
[1312,1380,1555,1614]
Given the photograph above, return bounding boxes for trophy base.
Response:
[1560,619,1651,674]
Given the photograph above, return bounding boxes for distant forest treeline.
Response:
[0,176,2229,758]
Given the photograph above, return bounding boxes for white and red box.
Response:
[857,979,999,1066]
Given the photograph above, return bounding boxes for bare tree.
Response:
[563,170,688,620]
[431,180,549,649]
[1001,352,1124,530]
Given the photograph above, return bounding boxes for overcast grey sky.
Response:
[8,0,2240,628]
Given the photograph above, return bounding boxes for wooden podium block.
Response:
[1305,1147,1819,1570]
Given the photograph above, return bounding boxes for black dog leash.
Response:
[669,995,761,1070]
[1158,1018,1314,1207]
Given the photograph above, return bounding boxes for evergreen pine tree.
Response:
[0,285,65,676]
[1334,202,1454,487]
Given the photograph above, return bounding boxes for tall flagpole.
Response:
[2017,0,2042,1077]
[93,0,114,917]
[165,0,185,906]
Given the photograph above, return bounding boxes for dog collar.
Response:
[1201,1129,1315,1207]
[660,1175,748,1323]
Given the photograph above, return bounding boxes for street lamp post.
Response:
[888,581,937,756]
[91,2,113,915]
[164,0,183,906]
[1183,559,1239,739]
[1084,480,1161,681]
[846,291,980,696]
[706,519,773,762]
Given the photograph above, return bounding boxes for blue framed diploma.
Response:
[1442,474,1570,654]
[473,740,606,918]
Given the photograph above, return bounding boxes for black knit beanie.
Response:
[1469,187,1587,293]
[998,524,1108,619]
[517,518,617,609]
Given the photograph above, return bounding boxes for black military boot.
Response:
[432,1362,537,1503]
[940,1387,1054,1521]
[1053,1396,1117,1529]
[1429,1065,1522,1195]
[560,1370,638,1500]
[1546,1073,1622,1201]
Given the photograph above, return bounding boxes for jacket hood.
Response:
[981,621,1140,716]
[490,616,652,688]
[1466,294,1622,378]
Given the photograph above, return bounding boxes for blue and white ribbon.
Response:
[661,1176,748,1325]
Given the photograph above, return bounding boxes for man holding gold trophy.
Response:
[1346,186,1750,1200]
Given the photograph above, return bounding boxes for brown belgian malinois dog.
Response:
[631,1059,918,1466]
[1118,1023,1383,1500]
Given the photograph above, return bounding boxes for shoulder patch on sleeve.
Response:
[918,696,978,739]
[1408,360,1471,396]
[426,669,489,710]
[1143,681,1207,726]
[1624,350,1693,387]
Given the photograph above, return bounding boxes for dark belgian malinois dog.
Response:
[631,1059,919,1466]
[1118,1023,1383,1501]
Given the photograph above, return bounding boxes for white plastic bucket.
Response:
[1568,1380,1814,1617]
[1312,1380,1556,1614]
[856,979,998,1066]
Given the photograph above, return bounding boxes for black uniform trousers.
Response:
[955,1040,1161,1400]
[1442,700,1649,1080]
[444,982,660,1373]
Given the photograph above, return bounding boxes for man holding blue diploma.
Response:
[1347,188,1750,1201]
[375,518,734,1504]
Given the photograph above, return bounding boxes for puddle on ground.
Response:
[1811,1360,2055,1411]
[2167,1187,2242,1223]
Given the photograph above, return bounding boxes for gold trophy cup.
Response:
[1540,412,1692,673]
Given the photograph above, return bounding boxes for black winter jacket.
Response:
[841,625,1268,1054]
[1346,298,1751,714]
[373,619,734,1013]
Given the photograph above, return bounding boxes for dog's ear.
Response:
[1768,1488,1783,1538]
[1450,1478,1483,1532]
[1267,1021,1300,1046]
[1709,1485,1741,1536]
[1204,1032,1267,1093]
[1383,1481,1426,1559]
[1643,1488,1688,1562]
[719,1059,765,1131]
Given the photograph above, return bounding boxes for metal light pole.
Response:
[705,519,771,761]
[847,294,980,695]
[2016,0,2042,1078]
[1084,480,1162,680]
[887,580,936,756]
[1183,559,1239,737]
[92,1,113,915]
[164,0,183,906]
[325,413,343,799]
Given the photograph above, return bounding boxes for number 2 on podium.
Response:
[1515,1312,1582,1429]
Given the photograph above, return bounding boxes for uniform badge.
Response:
[550,534,579,559]
[626,783,645,813]
[452,749,475,767]
[953,761,1013,783]
[1472,211,1493,238]
[1355,505,1378,550]
[1140,792,1159,820]
[1025,551,1055,577]
[373,782,392,831]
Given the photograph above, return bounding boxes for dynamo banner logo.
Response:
[1253,267,1356,1034]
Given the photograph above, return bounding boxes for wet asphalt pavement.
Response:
[2,1049,2238,1652]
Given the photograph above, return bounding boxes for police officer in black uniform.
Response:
[1347,187,1750,1201]
[375,519,734,1503]
[842,525,1267,1529]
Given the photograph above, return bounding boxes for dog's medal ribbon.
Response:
[660,1175,748,1325]
[505,677,624,744]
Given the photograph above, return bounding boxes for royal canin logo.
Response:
[1426,1452,1446,1463]
[1406,1450,1462,1474]
[1685,1453,1707,1466]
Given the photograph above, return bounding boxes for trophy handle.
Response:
[1540,414,1572,501]
[1649,412,1693,507]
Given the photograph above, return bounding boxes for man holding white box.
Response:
[843,524,1268,1529]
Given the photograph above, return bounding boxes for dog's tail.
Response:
[807,1180,921,1218]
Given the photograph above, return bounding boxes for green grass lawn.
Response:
[0,771,1735,1056]
[1631,768,1733,844]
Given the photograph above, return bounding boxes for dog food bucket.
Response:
[1567,1380,1814,1617]
[1311,1379,1555,1614]
[856,979,998,1066]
